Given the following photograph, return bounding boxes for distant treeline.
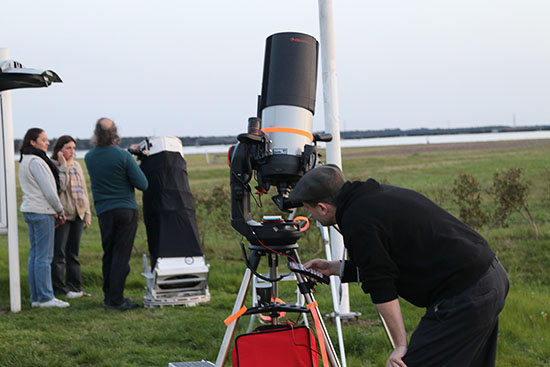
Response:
[339,124,550,139]
[14,125,550,152]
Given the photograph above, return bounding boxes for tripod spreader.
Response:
[242,303,308,317]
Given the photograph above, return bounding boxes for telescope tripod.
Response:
[215,244,341,367]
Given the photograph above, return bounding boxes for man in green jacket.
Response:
[85,118,148,311]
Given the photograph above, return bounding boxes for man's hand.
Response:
[375,299,409,367]
[303,259,340,276]
[387,345,408,367]
[84,220,91,230]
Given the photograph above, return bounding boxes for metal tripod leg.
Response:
[291,249,342,367]
[320,225,348,367]
[215,267,252,367]
[215,250,260,367]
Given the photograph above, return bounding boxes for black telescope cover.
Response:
[140,151,203,268]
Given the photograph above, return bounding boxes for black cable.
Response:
[239,240,288,282]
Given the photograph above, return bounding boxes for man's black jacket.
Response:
[338,179,495,307]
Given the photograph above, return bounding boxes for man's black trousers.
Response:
[98,208,138,307]
[403,258,509,367]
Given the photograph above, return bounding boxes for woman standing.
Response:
[51,135,92,298]
[19,128,69,308]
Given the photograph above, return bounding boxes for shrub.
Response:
[489,167,538,238]
[451,173,487,228]
[193,184,235,255]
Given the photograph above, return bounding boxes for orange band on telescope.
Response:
[224,306,247,326]
[262,127,313,141]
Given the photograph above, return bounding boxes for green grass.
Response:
[1,140,550,366]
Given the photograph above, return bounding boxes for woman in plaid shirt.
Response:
[51,135,92,299]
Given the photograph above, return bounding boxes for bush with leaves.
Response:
[193,184,235,255]
[489,167,538,238]
[451,173,487,228]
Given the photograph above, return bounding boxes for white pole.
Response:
[320,224,347,366]
[318,0,351,315]
[0,48,22,312]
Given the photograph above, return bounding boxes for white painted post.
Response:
[318,0,351,315]
[0,48,22,312]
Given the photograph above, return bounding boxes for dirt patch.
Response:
[343,139,550,158]
[356,318,381,327]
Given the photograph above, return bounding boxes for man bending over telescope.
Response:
[290,165,509,367]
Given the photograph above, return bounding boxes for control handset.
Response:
[288,261,330,284]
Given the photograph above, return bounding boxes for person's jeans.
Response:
[52,218,85,295]
[23,212,55,303]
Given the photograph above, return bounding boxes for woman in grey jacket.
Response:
[19,128,70,308]
[51,135,92,299]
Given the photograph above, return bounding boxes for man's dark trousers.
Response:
[98,208,138,307]
[403,258,509,367]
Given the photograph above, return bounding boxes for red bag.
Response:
[232,324,319,367]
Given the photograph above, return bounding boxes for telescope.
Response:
[175,32,340,367]
[228,32,332,247]
[220,31,340,367]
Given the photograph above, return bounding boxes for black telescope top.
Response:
[260,32,319,114]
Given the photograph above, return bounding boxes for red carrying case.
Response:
[232,324,319,367]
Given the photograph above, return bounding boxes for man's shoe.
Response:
[31,301,40,307]
[66,291,84,299]
[105,299,139,311]
[38,297,70,308]
[103,297,132,308]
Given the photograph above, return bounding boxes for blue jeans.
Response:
[23,212,55,303]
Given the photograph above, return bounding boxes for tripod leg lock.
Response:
[297,281,315,295]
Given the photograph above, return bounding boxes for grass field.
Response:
[1,139,549,366]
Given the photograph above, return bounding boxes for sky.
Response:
[1,0,549,140]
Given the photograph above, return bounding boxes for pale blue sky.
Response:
[2,0,549,139]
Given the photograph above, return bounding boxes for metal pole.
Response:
[318,0,351,315]
[0,48,22,312]
[321,225,347,367]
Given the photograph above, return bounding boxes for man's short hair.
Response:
[92,117,120,146]
[289,164,345,206]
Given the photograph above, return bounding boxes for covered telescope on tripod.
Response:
[134,136,210,308]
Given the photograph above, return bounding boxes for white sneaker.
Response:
[66,291,84,299]
[31,301,40,307]
[38,297,70,308]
